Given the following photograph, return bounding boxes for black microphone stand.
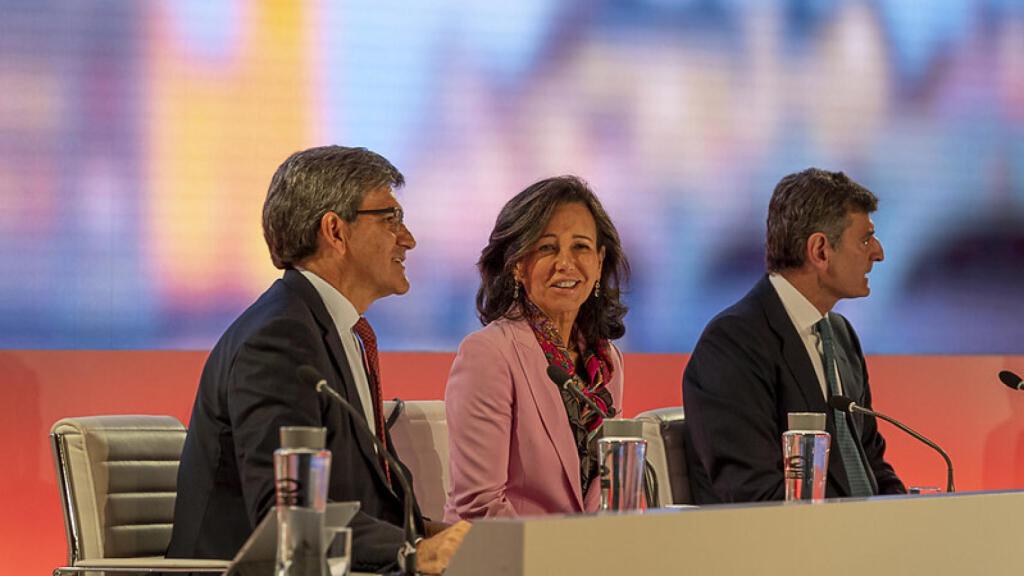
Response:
[831,395,955,494]
[312,375,419,575]
[546,365,617,418]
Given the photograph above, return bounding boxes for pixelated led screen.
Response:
[1,1,1022,353]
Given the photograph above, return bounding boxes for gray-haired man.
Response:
[167,146,469,573]
[683,168,906,504]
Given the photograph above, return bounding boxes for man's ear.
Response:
[805,232,830,271]
[319,212,349,257]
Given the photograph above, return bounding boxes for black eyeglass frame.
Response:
[353,206,404,228]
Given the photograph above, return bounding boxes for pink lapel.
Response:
[503,319,585,510]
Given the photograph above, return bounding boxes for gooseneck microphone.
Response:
[546,365,616,418]
[999,370,1024,391]
[297,365,418,576]
[829,395,954,494]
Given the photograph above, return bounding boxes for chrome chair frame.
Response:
[51,416,227,575]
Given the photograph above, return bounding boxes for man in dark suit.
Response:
[683,168,905,503]
[166,146,469,573]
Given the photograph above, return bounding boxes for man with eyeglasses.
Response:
[167,146,470,574]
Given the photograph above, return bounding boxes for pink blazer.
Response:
[443,317,624,522]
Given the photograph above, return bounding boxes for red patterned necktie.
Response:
[352,316,391,485]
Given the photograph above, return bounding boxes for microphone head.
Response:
[999,370,1023,390]
[546,365,572,388]
[297,365,325,388]
[828,395,856,413]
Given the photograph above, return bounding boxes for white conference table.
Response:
[445,490,1022,575]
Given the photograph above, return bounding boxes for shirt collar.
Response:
[297,269,360,332]
[768,273,825,335]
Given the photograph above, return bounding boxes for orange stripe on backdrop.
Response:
[2,350,1022,574]
[145,2,313,307]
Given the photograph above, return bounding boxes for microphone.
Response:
[999,370,1024,391]
[297,365,418,576]
[546,365,616,418]
[828,395,954,494]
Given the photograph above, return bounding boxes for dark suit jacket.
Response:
[682,275,905,503]
[166,270,421,572]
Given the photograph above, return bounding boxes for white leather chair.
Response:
[50,415,228,574]
[384,400,449,521]
[636,406,694,505]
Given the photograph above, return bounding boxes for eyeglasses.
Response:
[354,206,405,231]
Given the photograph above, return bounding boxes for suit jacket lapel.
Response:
[282,270,392,489]
[507,319,585,510]
[754,276,852,495]
[322,326,392,487]
[756,277,828,413]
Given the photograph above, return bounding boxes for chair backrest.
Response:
[636,407,693,505]
[384,400,448,520]
[51,415,186,563]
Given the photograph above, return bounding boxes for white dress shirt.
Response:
[768,273,845,399]
[298,269,377,435]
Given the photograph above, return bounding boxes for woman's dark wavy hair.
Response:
[476,175,630,343]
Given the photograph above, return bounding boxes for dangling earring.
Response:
[593,280,601,299]
[512,280,520,300]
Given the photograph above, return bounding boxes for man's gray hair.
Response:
[765,168,878,272]
[262,145,404,269]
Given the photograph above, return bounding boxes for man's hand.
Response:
[415,520,471,574]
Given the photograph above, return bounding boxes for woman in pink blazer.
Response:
[444,176,630,521]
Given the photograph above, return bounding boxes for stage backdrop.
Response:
[2,350,1023,575]
[2,1,1023,574]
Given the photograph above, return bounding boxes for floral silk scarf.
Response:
[523,300,616,490]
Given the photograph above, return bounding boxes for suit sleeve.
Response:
[226,317,406,569]
[444,330,518,520]
[227,316,322,525]
[837,317,906,495]
[682,315,786,502]
[348,511,404,573]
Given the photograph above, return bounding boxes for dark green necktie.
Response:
[816,318,874,497]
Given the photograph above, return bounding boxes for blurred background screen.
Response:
[0,0,1022,353]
